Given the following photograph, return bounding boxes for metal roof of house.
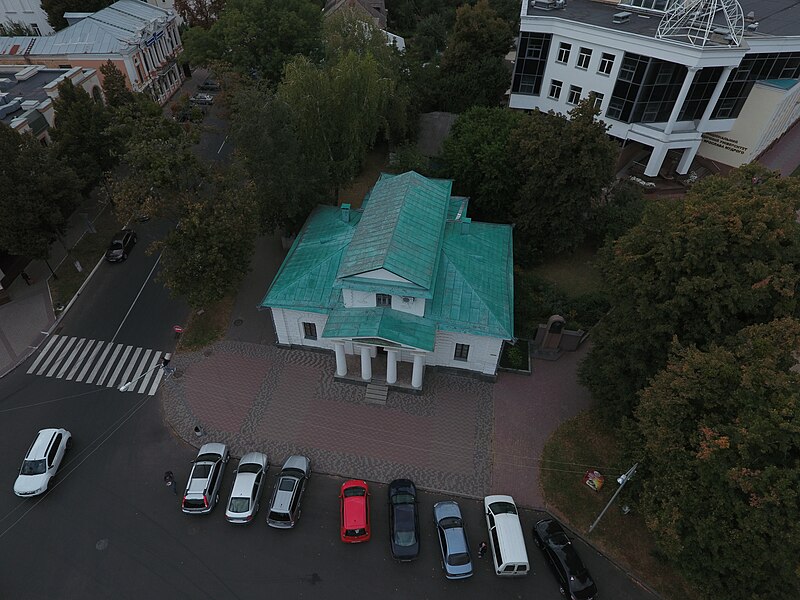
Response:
[261,171,514,343]
[0,0,173,57]
[337,171,451,292]
[322,306,436,351]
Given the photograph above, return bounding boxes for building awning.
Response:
[322,306,436,352]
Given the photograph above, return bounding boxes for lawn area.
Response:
[541,409,700,600]
[48,206,122,310]
[177,296,236,351]
[528,244,603,297]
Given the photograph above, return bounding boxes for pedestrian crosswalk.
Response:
[27,335,167,395]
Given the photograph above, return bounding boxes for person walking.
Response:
[478,541,488,559]
[21,271,32,285]
[164,470,177,495]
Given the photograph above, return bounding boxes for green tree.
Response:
[51,80,118,191]
[100,60,134,108]
[181,0,323,83]
[440,106,524,223]
[173,0,226,28]
[439,0,513,112]
[509,99,617,261]
[0,127,81,260]
[0,21,36,35]
[587,180,646,246]
[157,169,259,308]
[580,164,800,423]
[229,86,330,234]
[278,51,394,198]
[42,0,112,31]
[635,319,800,600]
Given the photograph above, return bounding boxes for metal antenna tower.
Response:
[656,0,745,47]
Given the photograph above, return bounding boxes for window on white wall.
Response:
[598,53,615,75]
[556,42,571,64]
[577,48,592,70]
[302,322,317,340]
[548,80,562,100]
[591,92,604,109]
[376,293,391,307]
[567,85,582,105]
[454,344,470,361]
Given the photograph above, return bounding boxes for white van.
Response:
[484,494,530,576]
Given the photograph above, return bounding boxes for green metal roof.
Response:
[261,206,358,312]
[426,221,514,339]
[322,305,437,351]
[337,172,451,291]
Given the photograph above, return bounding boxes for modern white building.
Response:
[0,0,53,36]
[0,0,183,105]
[262,171,515,390]
[510,0,800,175]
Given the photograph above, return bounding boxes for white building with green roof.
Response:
[261,171,514,390]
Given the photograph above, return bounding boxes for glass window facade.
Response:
[606,53,686,123]
[712,52,800,119]
[678,66,722,121]
[620,0,669,10]
[512,32,552,96]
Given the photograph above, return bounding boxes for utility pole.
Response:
[588,462,638,534]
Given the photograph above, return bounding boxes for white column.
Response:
[334,343,347,377]
[411,354,425,389]
[644,144,669,177]
[664,67,699,135]
[676,145,698,175]
[386,349,398,384]
[698,66,735,131]
[360,346,372,381]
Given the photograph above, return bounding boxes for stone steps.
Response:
[365,383,388,405]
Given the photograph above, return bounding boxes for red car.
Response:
[340,479,371,543]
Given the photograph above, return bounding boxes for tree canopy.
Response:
[580,164,800,423]
[0,127,81,258]
[635,318,800,599]
[181,0,323,83]
[100,60,134,109]
[42,0,112,31]
[173,0,226,28]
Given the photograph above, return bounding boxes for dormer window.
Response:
[376,293,391,307]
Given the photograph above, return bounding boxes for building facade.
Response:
[262,171,515,390]
[510,0,800,175]
[0,0,183,105]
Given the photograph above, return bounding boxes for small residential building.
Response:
[0,64,102,142]
[261,171,515,390]
[0,0,183,105]
[510,0,800,175]
[323,0,405,51]
[0,0,53,36]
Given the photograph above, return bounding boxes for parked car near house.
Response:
[339,479,371,543]
[267,455,311,528]
[189,93,214,105]
[105,229,137,262]
[388,479,420,561]
[433,500,473,579]
[532,518,598,599]
[198,79,221,92]
[225,451,269,523]
[181,443,229,514]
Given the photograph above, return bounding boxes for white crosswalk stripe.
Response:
[26,334,167,396]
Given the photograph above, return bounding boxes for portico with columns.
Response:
[262,171,514,391]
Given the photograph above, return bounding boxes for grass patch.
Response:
[499,340,530,370]
[49,207,122,309]
[177,296,236,351]
[541,410,700,600]
[529,245,603,297]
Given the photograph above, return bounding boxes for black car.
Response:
[388,479,419,561]
[198,79,221,92]
[532,518,598,600]
[105,229,136,262]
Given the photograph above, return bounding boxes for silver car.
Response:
[267,455,310,528]
[225,452,269,523]
[181,443,229,514]
[14,428,72,497]
[433,501,473,579]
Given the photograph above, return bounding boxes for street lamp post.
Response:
[588,462,638,534]
[118,353,172,392]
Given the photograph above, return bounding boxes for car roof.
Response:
[231,472,258,497]
[27,429,59,459]
[343,493,367,528]
[281,455,309,473]
[197,442,227,459]
[443,524,468,554]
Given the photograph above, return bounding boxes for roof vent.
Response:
[746,22,759,32]
[530,0,566,11]
[613,11,631,24]
[340,203,351,223]
[21,100,39,110]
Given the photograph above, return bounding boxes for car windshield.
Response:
[344,486,366,497]
[269,510,290,522]
[192,464,212,478]
[109,241,123,250]
[21,459,46,475]
[394,530,416,547]
[238,464,261,474]
[489,501,517,515]
[391,493,414,504]
[278,477,296,492]
[439,516,461,529]
[345,528,366,537]
[228,497,250,513]
[448,552,470,566]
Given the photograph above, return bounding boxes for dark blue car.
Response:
[388,479,419,561]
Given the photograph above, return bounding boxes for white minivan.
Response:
[484,494,530,576]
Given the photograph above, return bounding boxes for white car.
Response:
[225,452,269,523]
[14,428,72,497]
[182,442,229,514]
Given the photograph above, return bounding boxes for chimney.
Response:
[340,203,351,223]
[461,217,471,234]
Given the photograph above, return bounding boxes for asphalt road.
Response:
[0,88,656,600]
